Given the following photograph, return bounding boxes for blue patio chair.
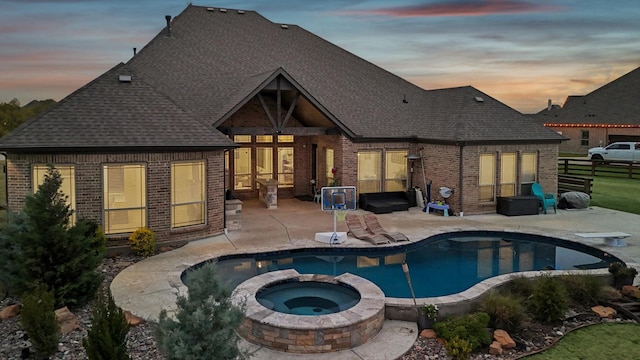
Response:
[531,182,557,214]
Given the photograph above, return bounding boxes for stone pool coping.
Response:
[232,269,386,330]
[155,229,622,323]
[232,269,386,353]
[384,268,611,322]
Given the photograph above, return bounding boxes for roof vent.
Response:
[474,96,484,103]
[237,10,245,14]
[219,8,227,13]
[206,7,214,11]
[280,24,289,29]
[165,15,172,37]
[119,75,132,83]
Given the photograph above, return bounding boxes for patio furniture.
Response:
[358,191,414,214]
[497,196,539,216]
[531,182,557,214]
[363,213,409,242]
[425,202,449,216]
[345,214,389,245]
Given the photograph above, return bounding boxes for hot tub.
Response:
[232,269,385,353]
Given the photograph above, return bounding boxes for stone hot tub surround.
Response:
[232,269,386,353]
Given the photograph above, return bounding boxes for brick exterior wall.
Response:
[285,135,559,215]
[458,143,558,215]
[239,308,385,353]
[116,93,562,217]
[6,151,226,244]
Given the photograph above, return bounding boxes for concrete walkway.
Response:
[111,199,640,359]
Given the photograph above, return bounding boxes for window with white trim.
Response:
[33,164,76,224]
[521,152,537,194]
[357,150,381,193]
[171,161,206,228]
[325,148,334,186]
[479,153,496,202]
[499,152,516,197]
[103,164,146,234]
[384,150,408,191]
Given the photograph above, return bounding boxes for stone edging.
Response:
[231,269,386,353]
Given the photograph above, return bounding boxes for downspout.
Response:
[457,143,465,214]
[1,152,7,214]
[223,149,228,236]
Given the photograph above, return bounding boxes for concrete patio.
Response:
[111,199,640,359]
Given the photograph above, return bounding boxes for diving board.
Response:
[575,232,631,247]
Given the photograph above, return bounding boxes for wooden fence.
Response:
[558,158,640,179]
[557,174,593,196]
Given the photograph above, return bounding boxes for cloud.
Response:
[340,0,564,18]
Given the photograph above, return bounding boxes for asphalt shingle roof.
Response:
[0,63,236,151]
[127,5,563,144]
[1,4,565,151]
[534,67,640,126]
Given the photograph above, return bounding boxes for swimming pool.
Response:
[213,230,619,298]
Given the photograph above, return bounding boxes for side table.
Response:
[426,202,449,217]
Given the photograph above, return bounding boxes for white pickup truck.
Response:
[587,142,640,162]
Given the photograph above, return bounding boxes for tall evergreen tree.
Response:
[157,264,247,360]
[83,289,130,360]
[0,165,106,307]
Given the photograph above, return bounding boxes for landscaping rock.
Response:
[55,307,80,334]
[489,341,503,355]
[419,329,437,339]
[0,304,20,319]
[591,305,617,318]
[493,329,516,349]
[125,310,145,327]
[621,285,640,299]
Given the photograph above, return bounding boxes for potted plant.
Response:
[417,303,438,331]
[608,262,638,289]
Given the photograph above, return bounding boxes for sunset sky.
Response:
[2,0,639,113]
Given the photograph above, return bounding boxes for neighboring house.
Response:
[533,66,640,154]
[0,5,564,245]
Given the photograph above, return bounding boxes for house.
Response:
[0,5,564,246]
[534,66,640,153]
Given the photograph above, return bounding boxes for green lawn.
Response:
[523,323,640,360]
[590,177,640,215]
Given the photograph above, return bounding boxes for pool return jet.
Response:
[315,186,357,245]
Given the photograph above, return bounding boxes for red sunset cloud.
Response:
[341,0,563,17]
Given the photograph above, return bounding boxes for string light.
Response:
[544,124,639,128]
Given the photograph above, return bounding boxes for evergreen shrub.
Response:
[83,289,130,360]
[0,165,106,307]
[561,275,604,305]
[479,292,525,332]
[21,283,60,359]
[505,275,535,299]
[433,312,491,351]
[128,227,156,257]
[528,275,568,323]
[157,263,247,360]
[445,336,473,360]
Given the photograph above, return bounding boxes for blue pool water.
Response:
[212,231,619,298]
[256,281,361,315]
